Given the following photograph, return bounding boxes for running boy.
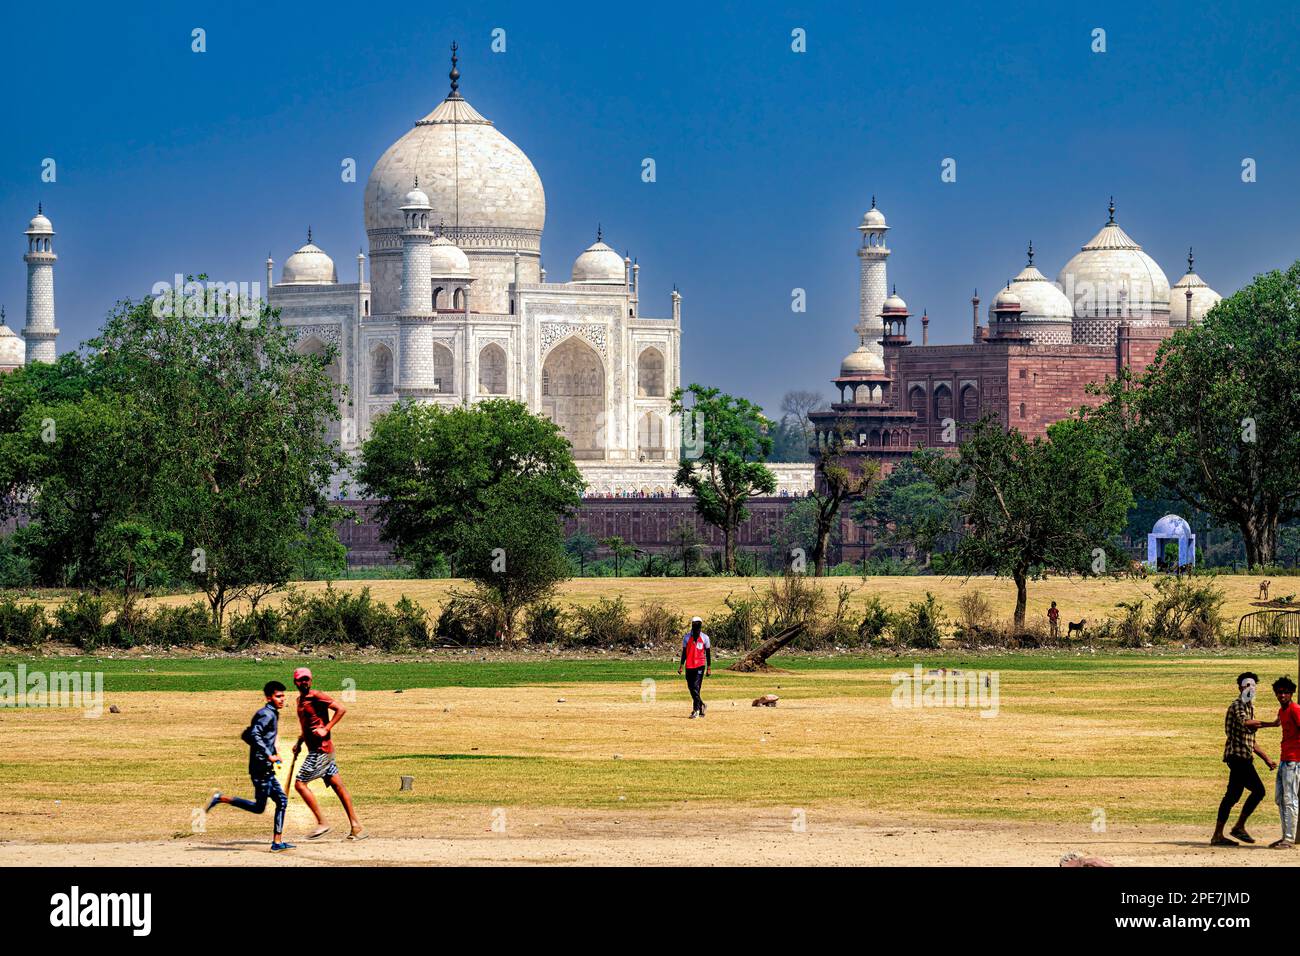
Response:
[291,667,365,840]
[206,680,295,852]
[677,617,711,719]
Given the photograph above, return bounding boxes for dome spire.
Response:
[1026,240,1034,266]
[307,226,312,244]
[1107,196,1115,225]
[596,222,603,243]
[871,195,876,209]
[448,41,462,100]
[1187,246,1195,273]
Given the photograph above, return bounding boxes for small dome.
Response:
[403,184,431,208]
[571,237,625,285]
[1007,245,1074,323]
[1169,251,1221,327]
[992,286,1022,311]
[0,322,24,367]
[840,345,885,376]
[1152,514,1192,538]
[26,212,53,235]
[281,236,338,285]
[881,291,908,314]
[429,235,471,277]
[861,206,887,229]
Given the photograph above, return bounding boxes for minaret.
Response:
[397,181,437,398]
[23,205,58,364]
[265,252,274,292]
[971,289,981,343]
[856,197,890,361]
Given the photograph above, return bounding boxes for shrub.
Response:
[394,596,432,647]
[856,595,892,645]
[524,600,570,644]
[229,607,286,649]
[954,591,994,643]
[0,597,48,646]
[1113,598,1148,647]
[637,600,685,647]
[892,592,947,649]
[138,602,222,647]
[570,596,636,647]
[434,591,502,646]
[1149,575,1226,645]
[709,593,762,650]
[51,593,113,650]
[808,583,861,648]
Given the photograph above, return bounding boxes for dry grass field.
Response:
[5,641,1300,866]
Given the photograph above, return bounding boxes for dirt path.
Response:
[3,808,1297,867]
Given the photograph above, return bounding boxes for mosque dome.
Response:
[0,315,24,367]
[861,205,887,229]
[429,235,471,277]
[840,345,885,376]
[1007,243,1074,323]
[403,183,432,209]
[1057,200,1170,318]
[992,286,1022,311]
[571,233,626,284]
[881,290,908,314]
[1169,249,1222,327]
[281,232,338,285]
[364,52,545,243]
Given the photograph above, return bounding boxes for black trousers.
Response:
[685,667,705,712]
[1217,756,1266,826]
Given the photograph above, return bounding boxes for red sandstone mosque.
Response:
[808,197,1222,477]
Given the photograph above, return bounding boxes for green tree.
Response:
[600,535,636,577]
[671,384,777,573]
[357,399,583,639]
[0,291,344,625]
[858,456,956,566]
[1088,262,1300,567]
[807,426,880,576]
[667,520,704,575]
[564,531,599,575]
[920,417,1133,630]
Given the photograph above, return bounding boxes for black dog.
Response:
[1067,619,1087,637]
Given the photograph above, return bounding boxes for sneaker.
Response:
[206,792,222,812]
[270,842,296,852]
[699,703,707,717]
[689,711,698,719]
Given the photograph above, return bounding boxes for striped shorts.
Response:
[296,750,340,784]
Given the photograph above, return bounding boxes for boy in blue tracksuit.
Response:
[206,681,295,852]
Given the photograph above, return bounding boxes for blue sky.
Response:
[2,0,1298,413]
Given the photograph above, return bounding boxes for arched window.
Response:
[453,287,466,310]
[854,384,870,404]
[478,343,507,395]
[369,344,393,394]
[638,412,666,459]
[637,348,665,397]
[432,286,444,310]
[960,384,979,421]
[432,343,454,394]
[909,386,927,422]
[934,384,953,423]
[1019,402,1027,419]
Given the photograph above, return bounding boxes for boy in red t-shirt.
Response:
[1260,676,1300,848]
[291,667,366,841]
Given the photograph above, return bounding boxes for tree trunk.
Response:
[724,511,736,574]
[1012,568,1028,632]
[813,529,830,577]
[728,623,805,672]
[1243,513,1279,569]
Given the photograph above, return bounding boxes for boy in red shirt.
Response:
[677,617,711,719]
[291,667,366,841]
[1260,676,1300,848]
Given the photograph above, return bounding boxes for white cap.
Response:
[691,616,703,623]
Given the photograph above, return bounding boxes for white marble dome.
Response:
[0,322,24,367]
[429,235,471,277]
[365,94,545,239]
[840,345,885,375]
[1057,204,1170,318]
[1007,248,1073,324]
[881,291,908,314]
[281,236,338,285]
[1169,252,1221,327]
[403,183,431,209]
[861,206,887,229]
[992,286,1022,311]
[1152,513,1192,538]
[571,238,625,285]
[26,212,53,234]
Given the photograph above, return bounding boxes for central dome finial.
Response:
[1107,196,1115,224]
[448,41,461,99]
[1026,240,1034,265]
[1187,246,1195,273]
[307,226,312,244]
[596,223,603,243]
